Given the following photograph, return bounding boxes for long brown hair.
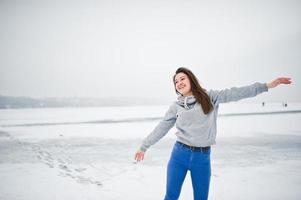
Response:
[173,67,213,114]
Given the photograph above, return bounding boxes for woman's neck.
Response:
[183,92,193,97]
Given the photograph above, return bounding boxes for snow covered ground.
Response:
[0,103,301,200]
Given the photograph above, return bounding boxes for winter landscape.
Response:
[0,103,300,200]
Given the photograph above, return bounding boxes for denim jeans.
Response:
[164,142,211,200]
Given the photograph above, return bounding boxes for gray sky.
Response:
[1,0,300,103]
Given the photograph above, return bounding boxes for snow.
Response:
[0,103,300,199]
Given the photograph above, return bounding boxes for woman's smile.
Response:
[178,85,186,90]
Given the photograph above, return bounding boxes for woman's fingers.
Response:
[135,152,140,161]
[135,154,141,162]
[138,152,144,161]
[277,77,292,84]
[134,151,144,162]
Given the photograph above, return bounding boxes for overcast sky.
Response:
[0,0,300,103]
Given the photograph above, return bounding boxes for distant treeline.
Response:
[0,95,166,109]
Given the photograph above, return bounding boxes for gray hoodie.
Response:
[140,82,268,152]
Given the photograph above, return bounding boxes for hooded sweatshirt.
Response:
[140,82,268,152]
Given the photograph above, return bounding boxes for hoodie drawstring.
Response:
[184,97,189,109]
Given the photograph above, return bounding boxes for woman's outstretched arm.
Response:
[208,77,292,105]
[134,103,177,162]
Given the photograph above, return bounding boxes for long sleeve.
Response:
[140,103,177,152]
[208,82,269,105]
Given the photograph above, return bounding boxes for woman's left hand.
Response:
[267,77,292,89]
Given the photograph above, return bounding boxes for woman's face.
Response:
[174,72,193,96]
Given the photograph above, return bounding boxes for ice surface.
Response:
[0,103,300,199]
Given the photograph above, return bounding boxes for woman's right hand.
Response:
[134,150,145,162]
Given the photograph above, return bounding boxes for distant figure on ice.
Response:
[282,101,288,107]
[134,67,292,200]
[262,101,265,107]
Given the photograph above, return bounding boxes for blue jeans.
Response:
[164,142,211,200]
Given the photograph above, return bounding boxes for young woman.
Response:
[134,67,291,200]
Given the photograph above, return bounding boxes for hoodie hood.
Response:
[176,95,197,109]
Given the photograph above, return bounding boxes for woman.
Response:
[134,67,291,200]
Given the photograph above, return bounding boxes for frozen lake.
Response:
[0,103,301,200]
